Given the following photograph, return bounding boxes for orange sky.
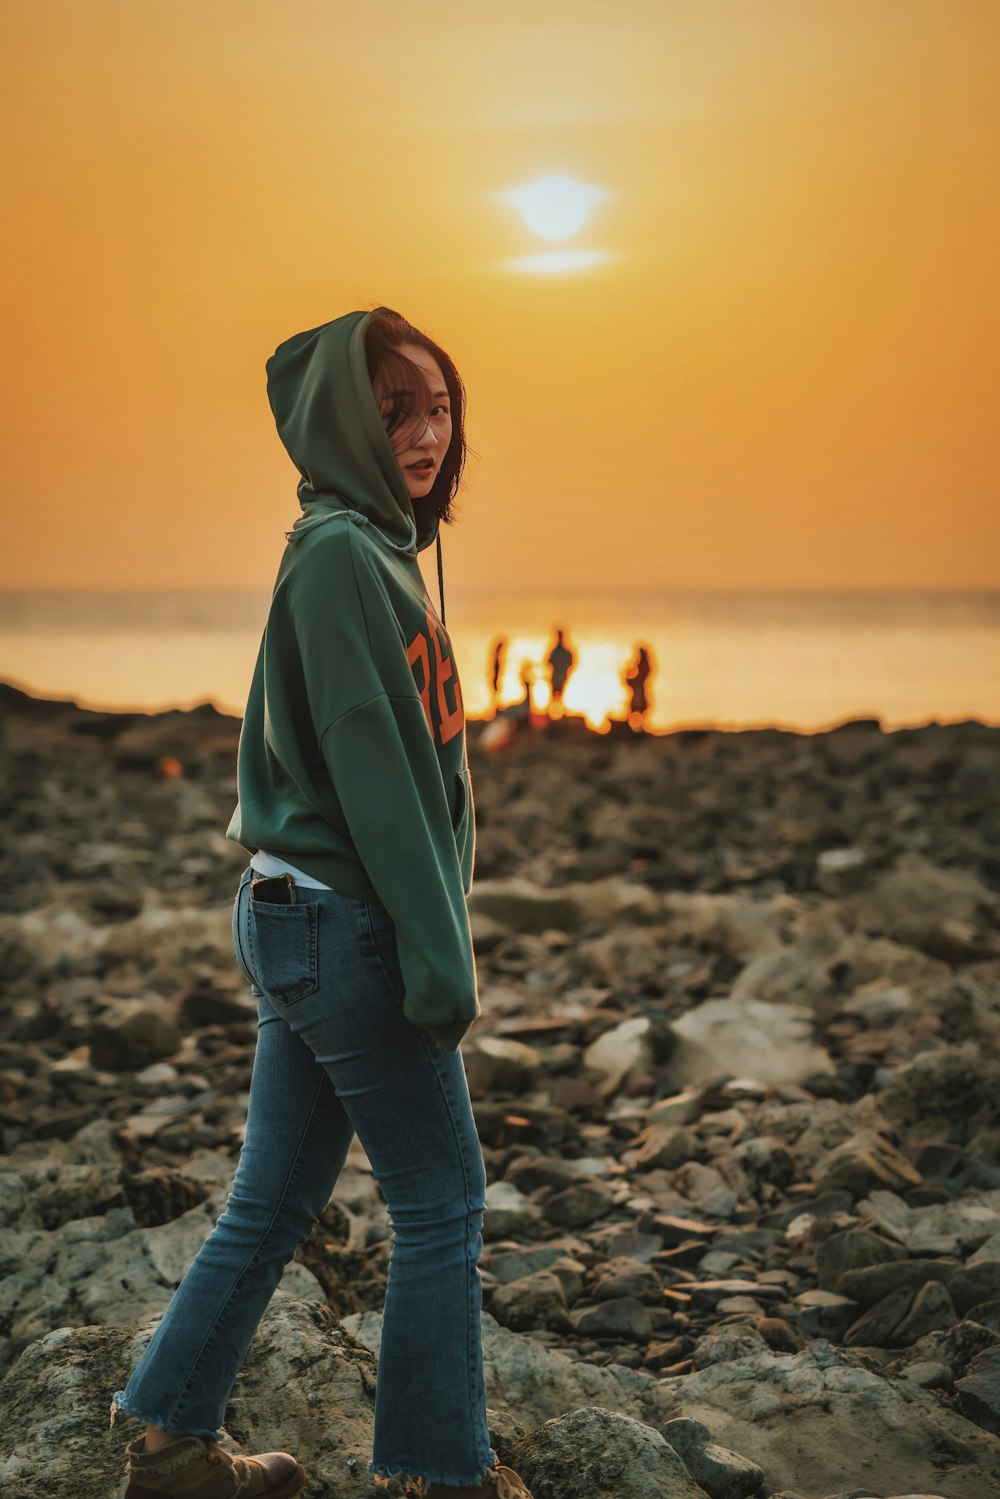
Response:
[3,1,998,592]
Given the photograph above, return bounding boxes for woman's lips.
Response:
[407,461,434,473]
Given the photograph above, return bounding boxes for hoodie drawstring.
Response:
[436,531,446,628]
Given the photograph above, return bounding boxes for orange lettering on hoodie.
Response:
[429,608,464,745]
[405,607,464,746]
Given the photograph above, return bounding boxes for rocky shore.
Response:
[1,679,999,1498]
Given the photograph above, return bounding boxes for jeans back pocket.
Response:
[246,897,320,1005]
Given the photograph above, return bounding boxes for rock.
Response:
[754,1317,806,1354]
[691,1325,770,1369]
[842,854,994,954]
[634,1123,696,1170]
[813,1132,923,1199]
[503,1154,584,1194]
[901,1361,953,1389]
[590,1256,663,1305]
[661,1416,766,1499]
[0,1296,382,1498]
[491,1271,572,1333]
[542,1180,614,1229]
[484,1181,542,1240]
[343,1310,670,1429]
[669,999,834,1088]
[659,1340,1000,1498]
[648,1090,703,1127]
[816,1227,907,1290]
[838,1259,1000,1317]
[843,1287,915,1347]
[453,878,584,935]
[89,1001,182,1071]
[510,1406,706,1499]
[571,1297,653,1340]
[179,982,255,1026]
[841,981,913,1026]
[483,1242,584,1285]
[955,1346,1000,1436]
[583,1017,653,1096]
[891,1281,958,1346]
[969,1232,1000,1266]
[795,1290,860,1341]
[855,1184,993,1257]
[463,1036,544,1094]
[730,1136,796,1191]
[878,1046,1000,1137]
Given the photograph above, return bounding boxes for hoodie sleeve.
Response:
[289,530,478,1051]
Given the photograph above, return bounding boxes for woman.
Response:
[110,308,534,1499]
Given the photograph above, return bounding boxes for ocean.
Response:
[1,586,997,735]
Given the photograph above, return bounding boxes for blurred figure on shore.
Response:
[479,659,539,751]
[546,627,575,718]
[488,636,507,715]
[624,644,653,731]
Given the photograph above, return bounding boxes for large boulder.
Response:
[509,1405,705,1499]
[658,1339,1000,1499]
[0,1296,392,1499]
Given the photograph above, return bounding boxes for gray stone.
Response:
[634,1123,696,1170]
[843,855,994,951]
[647,1090,703,1127]
[542,1180,614,1229]
[813,1132,923,1199]
[571,1297,653,1340]
[484,1242,582,1286]
[901,1361,953,1390]
[0,1296,385,1498]
[462,1035,544,1094]
[891,1281,958,1346]
[955,1346,1000,1436]
[669,998,834,1088]
[795,1289,859,1341]
[661,1416,765,1499]
[659,1340,1000,1499]
[89,1000,182,1071]
[483,1181,542,1240]
[510,1405,705,1499]
[583,1017,654,1096]
[878,1045,1000,1136]
[837,1258,1000,1316]
[843,1287,915,1347]
[816,1227,907,1290]
[491,1271,571,1333]
[590,1256,663,1305]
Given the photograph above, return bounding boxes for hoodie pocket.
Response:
[453,767,475,896]
[246,897,319,1006]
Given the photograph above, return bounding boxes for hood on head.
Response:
[266,310,441,556]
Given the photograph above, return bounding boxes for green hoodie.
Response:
[226,310,478,1051]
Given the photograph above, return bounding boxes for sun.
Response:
[501,174,606,241]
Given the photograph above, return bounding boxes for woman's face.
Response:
[376,342,453,502]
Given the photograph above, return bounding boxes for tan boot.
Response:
[123,1432,306,1498]
[420,1462,534,1498]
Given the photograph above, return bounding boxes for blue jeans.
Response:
[110,865,497,1488]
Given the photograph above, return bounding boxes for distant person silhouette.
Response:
[546,627,575,718]
[488,635,507,715]
[513,660,535,723]
[478,659,537,751]
[624,644,653,731]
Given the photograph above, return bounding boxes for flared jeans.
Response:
[110,864,497,1487]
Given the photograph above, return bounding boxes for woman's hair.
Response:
[363,305,468,524]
